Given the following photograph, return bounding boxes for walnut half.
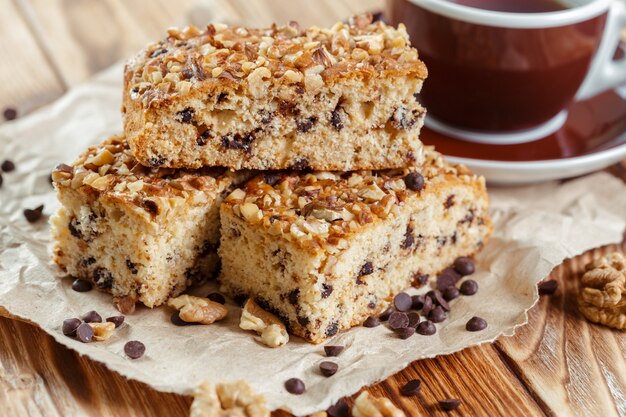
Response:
[352,392,405,417]
[168,295,228,325]
[190,380,269,417]
[578,252,626,330]
[240,299,289,347]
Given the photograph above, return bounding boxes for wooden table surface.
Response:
[1,1,625,416]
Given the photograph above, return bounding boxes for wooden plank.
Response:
[0,0,64,118]
[15,0,195,87]
[496,242,626,417]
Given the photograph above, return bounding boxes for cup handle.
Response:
[576,0,626,101]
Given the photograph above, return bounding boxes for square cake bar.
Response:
[122,14,427,171]
[51,135,245,308]
[219,148,492,343]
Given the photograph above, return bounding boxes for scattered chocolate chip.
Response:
[466,316,487,331]
[325,322,339,337]
[394,292,412,312]
[196,127,210,146]
[363,316,380,328]
[176,108,194,123]
[440,398,462,411]
[395,326,415,339]
[330,109,344,131]
[23,204,44,222]
[444,195,455,209]
[71,279,93,292]
[359,261,374,276]
[285,378,305,395]
[62,318,82,336]
[1,159,15,172]
[171,311,192,326]
[428,306,447,323]
[388,312,409,329]
[407,312,421,328]
[416,320,436,336]
[82,310,102,323]
[404,172,424,191]
[460,279,479,296]
[207,293,226,304]
[3,107,17,121]
[320,361,339,377]
[324,345,344,357]
[538,279,558,295]
[142,199,159,216]
[421,296,433,316]
[124,340,146,359]
[379,306,394,321]
[436,269,460,290]
[126,260,138,274]
[427,290,450,312]
[443,286,460,301]
[454,257,475,276]
[76,323,94,343]
[411,295,424,310]
[106,316,125,328]
[291,158,310,171]
[400,379,422,396]
[221,132,255,152]
[327,398,350,417]
[321,283,333,298]
[296,116,317,133]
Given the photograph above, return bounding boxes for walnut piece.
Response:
[352,392,405,417]
[168,295,228,325]
[240,299,289,347]
[89,322,116,341]
[190,380,269,417]
[578,252,626,330]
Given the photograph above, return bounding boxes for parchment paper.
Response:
[1,64,626,415]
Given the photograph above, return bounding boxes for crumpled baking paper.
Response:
[1,64,625,416]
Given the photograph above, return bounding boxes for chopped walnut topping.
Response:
[240,299,289,347]
[190,380,269,417]
[578,252,626,330]
[352,392,405,417]
[168,295,228,325]
[89,322,116,341]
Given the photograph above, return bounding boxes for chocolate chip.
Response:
[324,345,344,357]
[421,296,433,316]
[395,326,415,339]
[538,279,558,295]
[124,340,146,359]
[427,290,450,312]
[325,322,339,337]
[148,156,166,167]
[321,284,333,298]
[291,158,310,171]
[407,312,420,328]
[388,312,409,329]
[106,316,125,328]
[416,320,436,335]
[379,306,394,321]
[296,116,317,133]
[444,195,455,209]
[330,109,344,131]
[394,292,412,312]
[404,172,424,191]
[460,279,479,296]
[207,293,226,304]
[176,108,194,123]
[400,379,422,396]
[320,361,339,377]
[428,306,447,323]
[3,107,17,121]
[1,159,15,172]
[196,127,210,146]
[23,204,44,222]
[327,398,350,417]
[221,132,255,152]
[454,257,475,276]
[414,273,429,287]
[142,199,159,215]
[411,295,424,310]
[359,261,374,276]
[443,286,460,301]
[436,269,460,290]
[76,323,94,343]
[285,378,305,395]
[71,279,93,292]
[93,267,113,289]
[364,316,380,328]
[440,398,462,411]
[466,316,487,331]
[171,311,192,326]
[82,310,102,323]
[126,260,138,274]
[62,318,82,336]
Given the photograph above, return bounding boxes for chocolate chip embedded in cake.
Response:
[122,13,427,171]
[50,135,248,308]
[218,147,492,343]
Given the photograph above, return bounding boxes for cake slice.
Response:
[50,135,246,308]
[122,14,427,171]
[218,148,492,343]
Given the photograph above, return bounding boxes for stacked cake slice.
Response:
[51,14,491,343]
